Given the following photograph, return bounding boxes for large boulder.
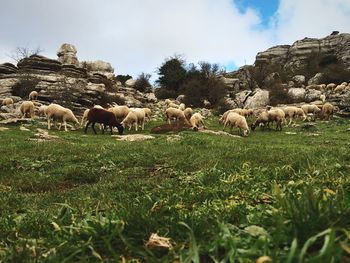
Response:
[125,78,136,88]
[288,88,306,101]
[292,75,306,86]
[81,60,115,79]
[305,89,322,102]
[57,43,79,66]
[308,73,324,85]
[244,88,269,108]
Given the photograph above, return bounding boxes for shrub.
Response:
[134,73,151,92]
[155,87,177,100]
[115,74,132,85]
[268,82,293,106]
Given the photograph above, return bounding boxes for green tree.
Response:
[156,56,187,92]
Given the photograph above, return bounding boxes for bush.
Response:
[154,88,177,100]
[267,82,293,106]
[115,74,132,85]
[134,73,151,92]
[11,75,39,98]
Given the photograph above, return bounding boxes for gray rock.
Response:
[244,88,269,108]
[57,43,79,66]
[288,88,306,101]
[176,94,185,103]
[292,75,306,86]
[125,78,136,88]
[308,73,324,85]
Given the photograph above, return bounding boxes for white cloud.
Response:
[273,0,350,44]
[0,0,273,78]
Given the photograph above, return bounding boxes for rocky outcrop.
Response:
[244,88,269,108]
[80,60,115,79]
[17,55,62,72]
[57,43,79,66]
[255,33,350,75]
[287,88,306,101]
[0,63,18,75]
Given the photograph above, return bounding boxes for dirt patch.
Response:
[0,127,9,131]
[112,134,155,141]
[166,134,183,142]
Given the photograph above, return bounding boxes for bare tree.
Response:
[8,46,44,63]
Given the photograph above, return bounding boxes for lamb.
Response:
[29,91,38,101]
[121,111,138,131]
[38,105,48,117]
[108,105,130,121]
[223,112,250,136]
[46,103,79,131]
[319,102,334,120]
[189,113,205,131]
[165,107,190,126]
[184,107,193,120]
[301,104,321,120]
[20,101,35,118]
[251,109,284,131]
[85,108,124,135]
[1,98,14,108]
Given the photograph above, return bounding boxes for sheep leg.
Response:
[141,120,144,130]
[135,122,138,131]
[47,117,51,130]
[84,121,91,134]
[109,125,113,134]
[92,123,97,134]
[64,121,68,132]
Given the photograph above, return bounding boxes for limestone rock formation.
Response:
[17,55,62,72]
[57,43,79,66]
[287,88,306,101]
[244,88,269,108]
[80,60,115,79]
[0,63,18,75]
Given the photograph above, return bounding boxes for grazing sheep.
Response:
[251,109,284,131]
[38,105,48,117]
[301,104,321,120]
[143,107,152,121]
[121,111,138,131]
[164,99,173,106]
[319,102,334,120]
[168,102,180,109]
[165,107,190,126]
[85,108,124,135]
[20,101,35,118]
[223,112,249,136]
[334,84,346,93]
[130,108,146,130]
[46,104,79,131]
[80,105,104,127]
[2,97,14,108]
[326,83,336,91]
[179,103,186,111]
[184,107,193,120]
[219,108,246,124]
[283,106,306,125]
[29,91,38,101]
[189,113,205,131]
[108,105,130,121]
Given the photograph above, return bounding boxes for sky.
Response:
[0,0,349,82]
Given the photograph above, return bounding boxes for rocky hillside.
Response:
[0,44,157,116]
[223,32,350,111]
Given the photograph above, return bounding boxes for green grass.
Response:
[0,117,350,262]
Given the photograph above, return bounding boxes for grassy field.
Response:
[0,116,350,262]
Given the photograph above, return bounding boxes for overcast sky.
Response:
[0,0,349,81]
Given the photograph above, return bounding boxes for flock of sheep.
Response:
[1,91,336,137]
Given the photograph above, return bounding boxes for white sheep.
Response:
[319,102,334,120]
[29,91,38,101]
[121,111,138,131]
[46,104,79,131]
[165,107,190,126]
[108,105,130,121]
[283,106,306,125]
[223,112,249,136]
[189,113,205,131]
[168,102,180,109]
[130,108,146,130]
[179,103,186,111]
[38,105,48,117]
[143,107,152,121]
[301,104,321,120]
[184,107,193,120]
[251,109,284,131]
[20,101,35,118]
[2,97,14,108]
